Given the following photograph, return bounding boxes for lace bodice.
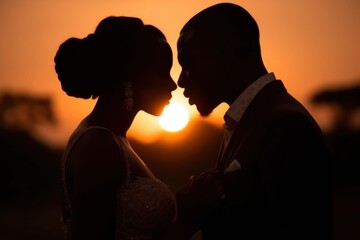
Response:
[115,136,176,240]
[61,126,176,240]
[117,177,176,239]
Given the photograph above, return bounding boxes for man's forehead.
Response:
[177,30,194,50]
[177,30,195,63]
[177,30,209,60]
[178,29,215,51]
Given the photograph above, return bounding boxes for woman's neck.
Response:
[86,97,137,137]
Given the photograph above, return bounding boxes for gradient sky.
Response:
[1,0,360,146]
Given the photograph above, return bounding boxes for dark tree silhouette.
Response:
[0,91,56,134]
[310,81,360,184]
[0,91,63,240]
[310,82,360,132]
[0,91,62,200]
[310,81,360,240]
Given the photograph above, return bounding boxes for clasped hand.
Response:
[176,168,224,229]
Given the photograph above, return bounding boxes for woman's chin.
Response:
[145,107,165,117]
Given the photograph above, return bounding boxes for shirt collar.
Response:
[224,72,276,127]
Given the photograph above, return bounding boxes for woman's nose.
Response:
[169,77,177,91]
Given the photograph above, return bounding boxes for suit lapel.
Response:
[216,80,287,172]
[217,111,251,172]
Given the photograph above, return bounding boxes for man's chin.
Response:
[196,105,213,118]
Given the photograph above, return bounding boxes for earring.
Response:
[124,81,133,111]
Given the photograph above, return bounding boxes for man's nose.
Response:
[177,70,189,88]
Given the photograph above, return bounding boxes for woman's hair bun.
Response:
[54,16,166,99]
[54,34,97,99]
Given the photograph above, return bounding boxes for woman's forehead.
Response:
[146,39,172,67]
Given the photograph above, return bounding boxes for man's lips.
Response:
[183,90,194,105]
[188,96,195,105]
[183,91,189,98]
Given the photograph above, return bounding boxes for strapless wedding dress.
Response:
[61,126,176,240]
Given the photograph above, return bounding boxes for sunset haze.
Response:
[1,0,359,146]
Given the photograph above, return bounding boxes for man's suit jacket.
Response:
[201,80,333,240]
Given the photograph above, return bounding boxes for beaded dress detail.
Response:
[61,126,176,240]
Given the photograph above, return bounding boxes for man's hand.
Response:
[176,168,224,228]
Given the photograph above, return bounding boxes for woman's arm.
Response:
[68,129,125,240]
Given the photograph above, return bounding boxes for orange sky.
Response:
[1,0,360,147]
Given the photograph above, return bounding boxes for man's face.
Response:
[177,30,225,117]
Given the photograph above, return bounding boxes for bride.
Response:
[54,16,222,240]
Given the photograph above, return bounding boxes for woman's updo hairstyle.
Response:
[54,16,166,99]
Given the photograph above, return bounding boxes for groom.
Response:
[177,3,333,240]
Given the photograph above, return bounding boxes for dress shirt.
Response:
[220,72,276,158]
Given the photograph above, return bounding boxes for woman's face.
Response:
[133,38,177,116]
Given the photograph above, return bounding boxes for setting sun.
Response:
[158,102,189,132]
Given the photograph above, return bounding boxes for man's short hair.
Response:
[180,3,260,44]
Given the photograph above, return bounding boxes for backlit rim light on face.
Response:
[158,102,189,132]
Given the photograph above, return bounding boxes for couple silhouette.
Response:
[54,3,333,240]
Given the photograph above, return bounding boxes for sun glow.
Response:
[158,102,189,132]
